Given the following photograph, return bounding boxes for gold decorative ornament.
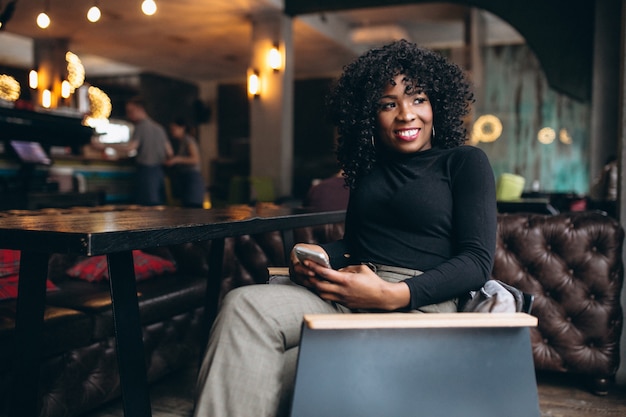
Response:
[472,114,503,143]
[537,127,556,144]
[0,74,20,102]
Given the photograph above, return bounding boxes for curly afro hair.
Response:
[327,39,474,189]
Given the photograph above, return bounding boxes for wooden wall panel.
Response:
[476,45,590,194]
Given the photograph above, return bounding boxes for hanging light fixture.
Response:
[87,1,101,23]
[36,0,51,29]
[141,0,157,16]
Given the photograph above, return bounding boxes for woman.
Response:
[194,40,497,417]
[166,118,206,207]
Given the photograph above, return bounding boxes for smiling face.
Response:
[376,74,433,154]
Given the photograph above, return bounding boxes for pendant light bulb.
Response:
[141,0,157,16]
[36,12,50,29]
[87,6,101,23]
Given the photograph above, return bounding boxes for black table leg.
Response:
[9,251,50,417]
[107,251,152,417]
[198,237,225,357]
[281,229,295,262]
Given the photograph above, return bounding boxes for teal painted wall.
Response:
[475,45,591,194]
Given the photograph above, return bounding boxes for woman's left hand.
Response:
[304,262,411,311]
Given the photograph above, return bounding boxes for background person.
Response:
[193,40,497,417]
[125,96,173,206]
[165,118,206,208]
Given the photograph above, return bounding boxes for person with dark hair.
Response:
[166,118,206,207]
[193,40,497,417]
[125,96,173,205]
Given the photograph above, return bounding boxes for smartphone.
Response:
[294,245,331,268]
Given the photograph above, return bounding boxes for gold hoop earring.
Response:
[371,136,375,147]
[432,126,436,139]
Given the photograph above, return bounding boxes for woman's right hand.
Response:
[289,243,330,288]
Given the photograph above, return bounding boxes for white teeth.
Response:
[397,129,419,137]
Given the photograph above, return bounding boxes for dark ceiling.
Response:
[286,0,595,101]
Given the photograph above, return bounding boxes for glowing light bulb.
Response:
[248,72,260,97]
[141,0,157,16]
[61,81,71,99]
[29,70,39,89]
[37,12,51,29]
[268,46,282,71]
[87,6,101,23]
[42,89,52,108]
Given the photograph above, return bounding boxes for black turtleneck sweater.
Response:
[321,145,497,309]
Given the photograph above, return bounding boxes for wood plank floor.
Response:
[84,359,626,417]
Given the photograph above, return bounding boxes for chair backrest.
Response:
[290,313,541,417]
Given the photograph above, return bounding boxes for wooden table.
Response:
[0,205,345,417]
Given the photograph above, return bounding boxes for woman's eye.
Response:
[414,97,427,104]
[380,102,395,110]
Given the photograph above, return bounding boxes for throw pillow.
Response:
[0,274,60,300]
[66,250,176,283]
[0,249,21,277]
[0,249,60,300]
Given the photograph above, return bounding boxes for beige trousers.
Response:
[193,266,457,417]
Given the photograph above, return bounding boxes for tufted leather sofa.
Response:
[0,208,622,417]
[493,211,624,395]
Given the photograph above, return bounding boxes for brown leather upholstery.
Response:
[493,212,624,394]
[0,208,621,417]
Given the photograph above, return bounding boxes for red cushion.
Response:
[66,250,176,283]
[0,249,60,300]
[0,274,60,300]
[0,249,21,277]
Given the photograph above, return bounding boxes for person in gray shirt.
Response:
[125,96,173,205]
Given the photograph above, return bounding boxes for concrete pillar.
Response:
[590,0,621,187]
[197,81,219,190]
[33,38,69,108]
[249,11,294,199]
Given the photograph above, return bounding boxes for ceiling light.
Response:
[36,12,50,29]
[141,0,157,16]
[87,2,101,23]
[36,0,51,29]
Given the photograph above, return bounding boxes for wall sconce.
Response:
[61,80,71,99]
[29,70,38,89]
[248,69,261,99]
[42,89,52,108]
[36,0,51,29]
[268,45,282,72]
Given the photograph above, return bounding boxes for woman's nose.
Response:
[397,104,416,121]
